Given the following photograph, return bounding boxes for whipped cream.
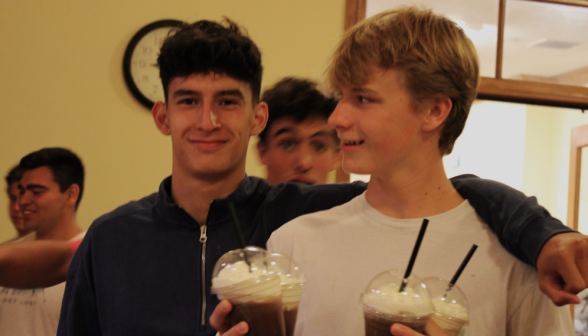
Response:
[212,260,268,288]
[362,283,433,316]
[432,297,468,320]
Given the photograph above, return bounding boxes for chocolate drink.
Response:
[230,296,285,336]
[364,311,427,336]
[283,306,298,336]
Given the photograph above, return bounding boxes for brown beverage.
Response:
[283,306,298,336]
[361,270,433,336]
[212,248,286,336]
[364,310,427,336]
[230,295,285,336]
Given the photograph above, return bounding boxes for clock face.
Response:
[123,20,184,109]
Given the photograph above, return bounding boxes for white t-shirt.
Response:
[267,194,574,336]
[0,231,86,336]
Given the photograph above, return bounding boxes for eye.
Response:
[312,141,328,153]
[278,139,297,150]
[219,99,237,106]
[178,98,197,105]
[358,96,371,104]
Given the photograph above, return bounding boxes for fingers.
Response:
[536,232,588,306]
[539,273,580,306]
[424,319,446,336]
[390,320,448,336]
[222,322,249,336]
[390,323,424,336]
[566,238,588,294]
[210,300,247,335]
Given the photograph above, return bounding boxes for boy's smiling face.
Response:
[328,66,429,177]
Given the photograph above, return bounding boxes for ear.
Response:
[250,102,268,136]
[152,101,171,135]
[256,140,269,165]
[65,184,80,209]
[422,96,452,132]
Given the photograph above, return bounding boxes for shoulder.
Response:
[93,192,159,225]
[269,197,359,242]
[264,181,367,226]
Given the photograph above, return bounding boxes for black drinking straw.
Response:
[444,244,478,297]
[399,219,429,293]
[255,206,268,249]
[227,202,251,270]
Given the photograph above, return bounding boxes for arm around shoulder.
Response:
[450,174,574,266]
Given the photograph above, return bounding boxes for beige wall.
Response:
[0,1,345,241]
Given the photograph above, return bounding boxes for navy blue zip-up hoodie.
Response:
[57,175,572,336]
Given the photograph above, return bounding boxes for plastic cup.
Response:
[361,270,433,336]
[211,246,286,336]
[269,253,306,336]
[423,277,469,336]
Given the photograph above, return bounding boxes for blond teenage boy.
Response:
[216,7,574,336]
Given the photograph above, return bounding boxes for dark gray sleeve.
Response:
[263,181,368,234]
[450,174,574,266]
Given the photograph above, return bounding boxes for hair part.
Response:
[326,6,480,155]
[259,77,339,145]
[19,147,85,210]
[158,18,263,105]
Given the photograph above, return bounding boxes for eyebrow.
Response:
[352,87,376,94]
[217,89,244,99]
[310,130,330,138]
[21,184,49,191]
[274,127,295,137]
[171,89,245,99]
[172,89,198,98]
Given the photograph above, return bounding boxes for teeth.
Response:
[345,140,363,145]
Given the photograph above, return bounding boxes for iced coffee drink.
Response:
[212,246,286,336]
[423,277,469,336]
[361,270,433,336]
[269,253,306,336]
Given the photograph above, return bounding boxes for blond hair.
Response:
[326,6,479,155]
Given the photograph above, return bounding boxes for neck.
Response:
[365,155,463,219]
[35,213,82,241]
[171,166,246,225]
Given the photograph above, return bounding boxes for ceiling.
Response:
[367,0,588,86]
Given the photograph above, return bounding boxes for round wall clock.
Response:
[123,19,185,109]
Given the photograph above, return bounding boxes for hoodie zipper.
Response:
[200,224,208,326]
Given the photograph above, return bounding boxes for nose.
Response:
[197,103,221,132]
[19,190,31,207]
[11,199,21,212]
[294,145,313,173]
[328,100,352,130]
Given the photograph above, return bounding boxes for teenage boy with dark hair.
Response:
[0,147,85,336]
[257,77,341,185]
[59,17,586,336]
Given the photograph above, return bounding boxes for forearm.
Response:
[450,174,573,266]
[0,240,73,288]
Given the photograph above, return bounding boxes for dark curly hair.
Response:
[158,18,263,105]
[259,77,339,143]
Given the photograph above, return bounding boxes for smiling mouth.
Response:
[343,140,364,146]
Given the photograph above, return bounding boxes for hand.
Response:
[390,319,447,336]
[537,232,588,306]
[209,299,249,336]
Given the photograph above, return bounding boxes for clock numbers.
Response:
[124,20,184,109]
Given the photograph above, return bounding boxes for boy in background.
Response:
[257,77,341,185]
